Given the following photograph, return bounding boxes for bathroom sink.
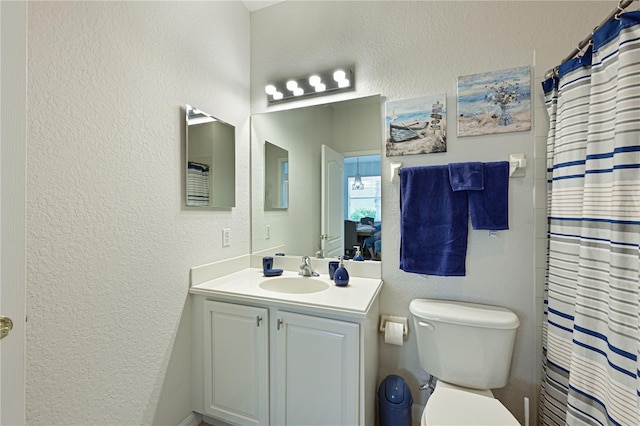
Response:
[259,276,330,294]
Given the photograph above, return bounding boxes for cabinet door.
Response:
[203,301,269,425]
[273,311,359,426]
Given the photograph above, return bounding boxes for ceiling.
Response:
[241,0,284,12]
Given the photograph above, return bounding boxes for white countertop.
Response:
[189,268,383,318]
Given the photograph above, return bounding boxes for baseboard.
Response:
[178,412,202,426]
[201,414,235,426]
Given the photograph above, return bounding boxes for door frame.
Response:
[1,1,28,424]
[320,145,344,258]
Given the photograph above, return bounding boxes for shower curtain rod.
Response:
[545,0,637,78]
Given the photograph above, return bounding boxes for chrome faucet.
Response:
[315,249,325,259]
[299,256,319,277]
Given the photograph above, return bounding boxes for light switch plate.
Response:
[222,228,230,247]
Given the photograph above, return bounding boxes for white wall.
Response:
[332,99,382,154]
[26,2,250,424]
[250,1,613,423]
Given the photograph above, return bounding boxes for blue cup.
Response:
[328,261,339,279]
[262,256,274,272]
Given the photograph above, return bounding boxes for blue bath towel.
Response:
[468,161,509,230]
[448,162,484,191]
[399,166,469,276]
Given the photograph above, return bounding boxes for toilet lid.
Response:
[422,383,520,426]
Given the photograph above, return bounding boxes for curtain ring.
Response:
[544,67,558,81]
[615,4,625,20]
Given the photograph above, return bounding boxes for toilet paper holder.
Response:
[379,315,408,336]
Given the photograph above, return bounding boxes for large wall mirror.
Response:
[185,105,236,208]
[251,95,382,259]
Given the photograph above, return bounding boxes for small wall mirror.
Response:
[185,105,236,208]
[264,141,289,210]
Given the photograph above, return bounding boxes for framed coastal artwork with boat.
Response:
[385,94,447,157]
[456,66,531,137]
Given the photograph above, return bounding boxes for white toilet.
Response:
[409,298,521,426]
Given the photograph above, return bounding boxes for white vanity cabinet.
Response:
[272,310,359,425]
[192,293,380,426]
[201,301,269,425]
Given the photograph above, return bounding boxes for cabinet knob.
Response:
[256,315,263,327]
[277,319,283,330]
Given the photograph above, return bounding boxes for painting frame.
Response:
[385,94,447,157]
[456,66,531,137]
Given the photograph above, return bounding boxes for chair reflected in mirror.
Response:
[360,217,374,226]
[344,220,358,258]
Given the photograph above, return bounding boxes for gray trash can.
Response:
[378,374,413,426]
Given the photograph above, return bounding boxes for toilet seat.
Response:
[421,382,520,426]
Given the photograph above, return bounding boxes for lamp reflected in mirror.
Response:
[352,158,364,190]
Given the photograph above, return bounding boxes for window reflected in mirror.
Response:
[344,155,381,260]
[264,141,289,210]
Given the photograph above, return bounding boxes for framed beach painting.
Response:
[385,94,447,157]
[456,66,531,137]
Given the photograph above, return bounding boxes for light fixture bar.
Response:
[265,68,355,104]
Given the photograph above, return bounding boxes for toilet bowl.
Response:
[421,382,520,425]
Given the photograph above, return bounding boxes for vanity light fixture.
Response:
[265,68,355,104]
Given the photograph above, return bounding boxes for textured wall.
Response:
[250,1,613,423]
[26,2,250,424]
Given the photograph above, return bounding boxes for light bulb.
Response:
[265,84,277,95]
[338,79,350,88]
[309,75,321,86]
[333,70,346,82]
[273,92,283,100]
[286,80,298,91]
[293,87,304,96]
[315,83,326,92]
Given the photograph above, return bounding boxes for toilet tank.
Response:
[409,298,519,390]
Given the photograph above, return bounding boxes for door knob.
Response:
[0,316,13,339]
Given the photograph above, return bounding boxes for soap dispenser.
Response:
[353,246,364,261]
[333,256,349,287]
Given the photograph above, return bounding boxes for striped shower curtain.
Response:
[540,9,640,426]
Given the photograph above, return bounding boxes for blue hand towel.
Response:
[400,166,469,276]
[448,162,484,191]
[468,161,509,230]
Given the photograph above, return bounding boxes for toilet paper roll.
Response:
[384,321,404,346]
